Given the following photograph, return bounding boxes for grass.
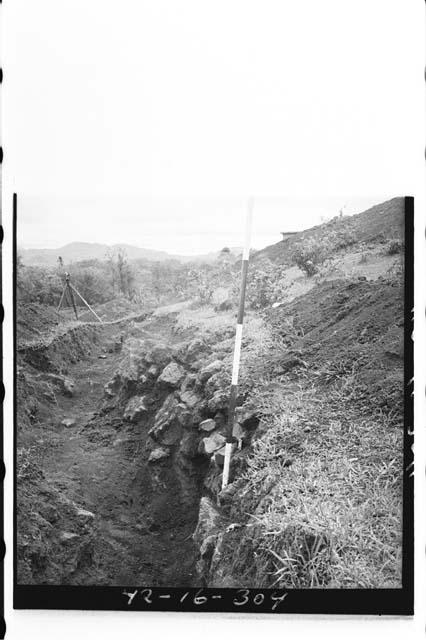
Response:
[217,373,403,589]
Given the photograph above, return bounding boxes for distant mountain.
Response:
[18,242,243,267]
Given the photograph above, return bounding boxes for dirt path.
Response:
[42,316,199,586]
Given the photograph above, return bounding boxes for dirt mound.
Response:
[266,277,403,414]
[17,303,60,345]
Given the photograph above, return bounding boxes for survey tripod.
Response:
[57,272,103,323]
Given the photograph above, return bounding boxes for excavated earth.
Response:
[16,306,252,586]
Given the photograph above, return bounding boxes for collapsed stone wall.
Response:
[103,325,261,582]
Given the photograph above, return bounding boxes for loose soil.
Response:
[20,316,200,586]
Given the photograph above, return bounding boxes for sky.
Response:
[4,1,420,256]
[17,195,387,255]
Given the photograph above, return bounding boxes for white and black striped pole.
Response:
[222,198,253,490]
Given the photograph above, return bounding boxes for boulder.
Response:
[204,371,228,396]
[113,338,147,388]
[185,338,209,361]
[179,390,201,409]
[176,404,196,429]
[207,390,229,414]
[158,362,185,388]
[124,395,148,422]
[148,447,170,463]
[199,432,226,456]
[181,373,197,392]
[197,360,224,385]
[149,394,182,445]
[199,418,216,433]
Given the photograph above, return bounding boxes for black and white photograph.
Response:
[3,0,424,636]
[14,194,411,599]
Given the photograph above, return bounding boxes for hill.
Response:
[19,242,242,266]
[253,197,405,265]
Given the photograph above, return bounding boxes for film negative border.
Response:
[13,196,414,615]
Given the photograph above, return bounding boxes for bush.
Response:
[386,240,404,255]
[242,258,290,310]
[291,238,331,277]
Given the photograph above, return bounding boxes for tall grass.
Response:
[217,377,403,588]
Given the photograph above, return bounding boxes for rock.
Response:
[199,432,226,456]
[176,404,196,429]
[207,390,229,414]
[185,338,209,362]
[193,496,225,545]
[104,379,117,397]
[235,406,259,429]
[218,478,245,503]
[42,389,57,404]
[198,360,223,385]
[112,338,147,390]
[124,395,148,422]
[37,373,75,397]
[59,532,79,543]
[179,390,201,408]
[76,508,95,519]
[180,432,199,458]
[232,422,247,445]
[158,362,185,388]
[148,447,170,463]
[61,418,76,428]
[204,371,227,396]
[199,418,216,433]
[181,373,197,392]
[213,412,226,429]
[149,394,182,445]
[147,364,159,378]
[358,275,367,281]
[144,344,173,367]
[63,378,75,397]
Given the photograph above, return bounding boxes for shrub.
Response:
[243,258,290,310]
[333,229,357,250]
[386,240,404,255]
[291,238,331,277]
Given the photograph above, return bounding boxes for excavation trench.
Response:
[18,314,217,586]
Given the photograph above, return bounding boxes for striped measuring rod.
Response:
[222,198,253,490]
